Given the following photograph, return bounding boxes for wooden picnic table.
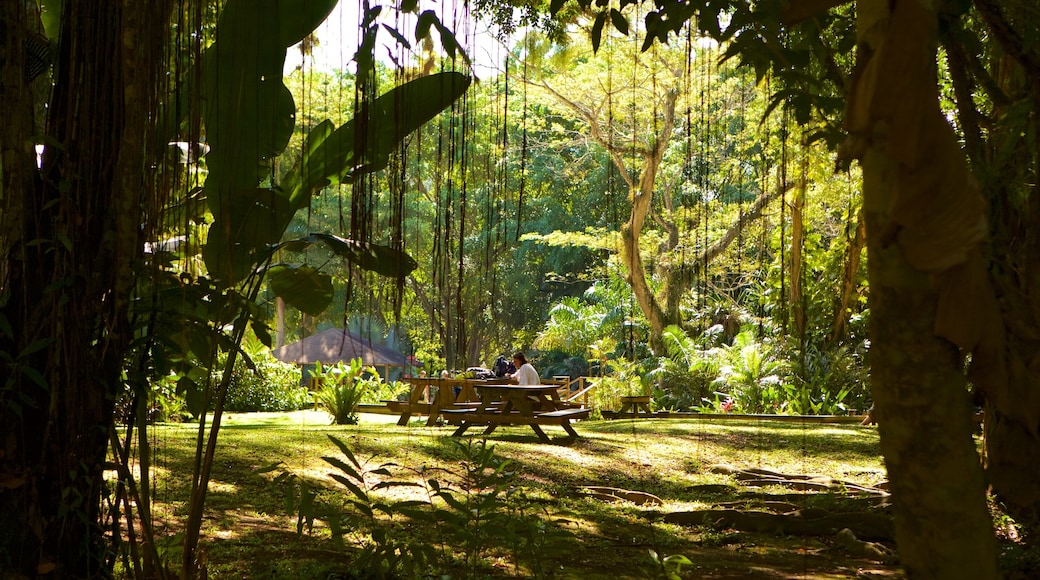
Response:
[389,377,509,426]
[443,384,590,442]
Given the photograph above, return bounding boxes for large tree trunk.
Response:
[847,0,1000,575]
[964,0,1040,542]
[0,1,169,576]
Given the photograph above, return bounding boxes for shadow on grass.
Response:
[137,415,900,578]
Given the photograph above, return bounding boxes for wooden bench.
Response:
[442,407,591,442]
[618,395,652,417]
[381,399,438,425]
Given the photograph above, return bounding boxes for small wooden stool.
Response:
[618,395,652,417]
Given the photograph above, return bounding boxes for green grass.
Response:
[127,412,896,579]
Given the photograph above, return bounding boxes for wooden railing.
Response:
[551,376,596,408]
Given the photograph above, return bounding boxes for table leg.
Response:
[426,387,446,426]
[452,423,471,437]
[529,424,550,443]
[398,383,427,426]
[561,420,579,438]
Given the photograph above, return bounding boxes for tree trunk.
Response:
[1,1,170,576]
[847,0,1000,575]
[830,209,865,341]
[618,90,678,351]
[789,150,806,343]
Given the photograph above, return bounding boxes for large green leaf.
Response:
[274,0,339,47]
[205,188,293,283]
[281,233,418,278]
[268,265,335,316]
[281,71,472,208]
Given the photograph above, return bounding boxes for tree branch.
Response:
[973,0,1040,81]
[699,181,789,267]
[536,79,640,188]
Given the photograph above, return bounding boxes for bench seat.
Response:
[443,407,590,441]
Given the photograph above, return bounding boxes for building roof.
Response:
[270,328,409,367]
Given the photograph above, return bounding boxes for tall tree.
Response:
[843,0,999,574]
[1,1,174,574]
[530,0,1018,574]
[523,29,780,350]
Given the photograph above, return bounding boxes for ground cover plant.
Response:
[128,411,911,578]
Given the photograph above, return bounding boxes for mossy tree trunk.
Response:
[847,0,1000,575]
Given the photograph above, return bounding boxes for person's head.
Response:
[512,351,528,366]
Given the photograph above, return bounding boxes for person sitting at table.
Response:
[508,351,540,386]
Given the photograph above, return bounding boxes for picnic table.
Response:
[388,377,507,426]
[442,384,590,443]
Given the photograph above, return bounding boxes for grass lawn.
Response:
[132,411,900,579]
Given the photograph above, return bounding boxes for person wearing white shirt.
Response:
[509,351,540,386]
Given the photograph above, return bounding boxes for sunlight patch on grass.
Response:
[207,480,238,494]
[104,463,170,484]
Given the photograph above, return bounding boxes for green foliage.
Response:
[269,436,570,578]
[711,331,789,414]
[589,355,653,411]
[785,341,871,415]
[266,435,436,578]
[437,438,572,576]
[649,550,694,580]
[650,325,721,411]
[313,359,378,425]
[220,354,309,413]
[535,350,590,379]
[359,379,408,405]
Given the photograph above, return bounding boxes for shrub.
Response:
[651,325,722,411]
[222,354,310,412]
[313,359,378,424]
[712,331,788,414]
[589,357,652,411]
[359,379,408,405]
[786,342,871,415]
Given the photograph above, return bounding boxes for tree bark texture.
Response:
[845,0,1001,576]
[964,0,1040,541]
[0,1,170,576]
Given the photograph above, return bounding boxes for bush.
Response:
[359,379,408,405]
[588,357,652,411]
[222,354,310,412]
[313,359,378,424]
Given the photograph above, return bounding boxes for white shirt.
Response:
[513,363,540,386]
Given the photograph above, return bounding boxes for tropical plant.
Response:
[268,435,438,578]
[785,341,870,415]
[650,325,721,411]
[272,436,568,578]
[359,379,409,406]
[712,331,788,414]
[313,359,377,425]
[589,355,653,411]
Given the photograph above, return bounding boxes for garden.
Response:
[4,0,1040,578]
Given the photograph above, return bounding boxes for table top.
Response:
[402,377,512,385]
[475,384,560,393]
